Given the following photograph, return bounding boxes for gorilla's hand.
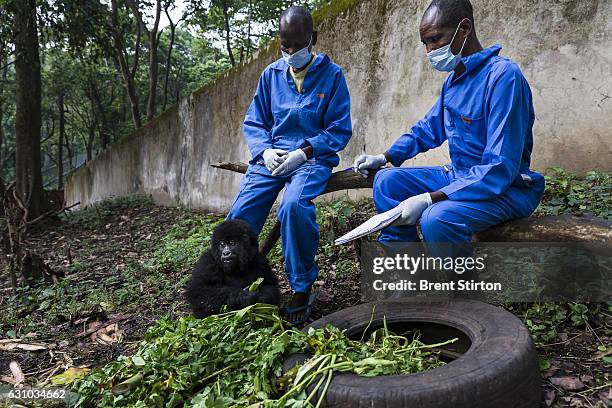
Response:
[237,289,259,307]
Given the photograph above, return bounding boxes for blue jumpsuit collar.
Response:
[460,44,502,75]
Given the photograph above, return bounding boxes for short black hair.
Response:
[424,0,474,29]
[279,5,313,32]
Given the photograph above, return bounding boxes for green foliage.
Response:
[536,168,612,219]
[316,199,357,243]
[0,279,85,335]
[148,215,222,273]
[316,198,373,276]
[517,302,604,344]
[70,304,305,407]
[62,195,154,228]
[260,198,369,275]
[70,304,452,407]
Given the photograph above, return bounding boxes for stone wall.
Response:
[65,0,612,211]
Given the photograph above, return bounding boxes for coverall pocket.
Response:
[455,112,485,142]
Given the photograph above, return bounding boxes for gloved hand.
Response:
[390,193,433,226]
[353,154,387,178]
[262,148,289,172]
[272,149,307,176]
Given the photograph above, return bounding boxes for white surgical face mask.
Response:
[281,36,313,69]
[426,20,468,72]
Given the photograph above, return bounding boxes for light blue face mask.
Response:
[281,36,313,69]
[427,20,468,72]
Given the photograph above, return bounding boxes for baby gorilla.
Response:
[186,219,280,318]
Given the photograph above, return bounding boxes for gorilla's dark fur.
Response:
[186,219,280,318]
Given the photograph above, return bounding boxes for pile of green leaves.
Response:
[70,304,455,407]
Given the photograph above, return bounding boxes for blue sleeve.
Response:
[439,65,529,201]
[243,70,274,162]
[305,69,352,156]
[385,87,448,167]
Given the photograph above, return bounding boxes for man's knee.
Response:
[373,168,394,194]
[277,197,312,221]
[373,168,397,208]
[420,203,472,243]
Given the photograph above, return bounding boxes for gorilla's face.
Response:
[216,237,253,273]
[211,220,259,274]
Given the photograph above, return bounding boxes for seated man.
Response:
[354,0,544,254]
[227,6,352,323]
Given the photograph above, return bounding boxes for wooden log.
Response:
[212,162,612,255]
[211,161,378,193]
[474,214,611,252]
[259,221,281,255]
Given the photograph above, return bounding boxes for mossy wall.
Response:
[65,0,612,211]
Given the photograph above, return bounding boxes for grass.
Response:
[0,168,610,407]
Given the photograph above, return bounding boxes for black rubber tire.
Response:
[284,298,541,408]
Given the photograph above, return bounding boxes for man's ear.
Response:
[311,31,318,47]
[458,18,472,40]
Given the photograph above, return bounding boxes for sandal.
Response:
[280,291,316,326]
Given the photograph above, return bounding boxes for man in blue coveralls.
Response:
[227,6,352,323]
[354,0,545,256]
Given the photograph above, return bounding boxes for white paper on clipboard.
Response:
[334,207,403,245]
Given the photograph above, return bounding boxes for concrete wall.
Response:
[65,0,612,212]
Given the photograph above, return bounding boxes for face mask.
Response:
[282,36,313,69]
[427,20,468,72]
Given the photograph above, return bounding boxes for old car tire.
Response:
[285,298,541,408]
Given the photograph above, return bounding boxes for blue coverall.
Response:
[227,54,352,292]
[374,44,545,245]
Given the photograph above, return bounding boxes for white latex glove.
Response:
[272,149,307,176]
[353,153,387,178]
[262,148,289,172]
[390,193,433,226]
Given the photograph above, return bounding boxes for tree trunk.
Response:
[0,98,3,170]
[13,0,43,219]
[88,79,110,150]
[0,48,6,168]
[111,0,142,129]
[86,102,97,161]
[57,93,65,189]
[221,1,235,67]
[64,130,73,170]
[162,6,176,111]
[145,0,162,121]
[246,1,252,58]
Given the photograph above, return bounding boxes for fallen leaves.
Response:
[550,376,585,391]
[75,314,130,341]
[88,322,124,345]
[50,367,91,386]
[0,339,47,352]
[9,361,24,385]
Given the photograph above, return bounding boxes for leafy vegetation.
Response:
[0,0,340,186]
[62,195,154,228]
[0,195,212,340]
[536,168,612,219]
[510,302,608,344]
[70,304,453,407]
[148,215,222,274]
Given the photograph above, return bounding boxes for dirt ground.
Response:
[0,196,609,407]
